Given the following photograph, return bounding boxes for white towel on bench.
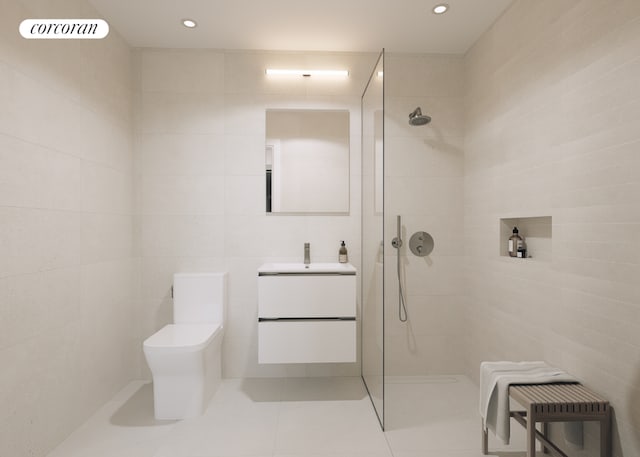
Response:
[479,361,578,444]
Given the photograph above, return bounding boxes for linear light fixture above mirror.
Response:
[266,69,349,77]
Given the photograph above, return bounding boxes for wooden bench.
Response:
[482,383,611,457]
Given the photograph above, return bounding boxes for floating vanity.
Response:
[257,263,356,364]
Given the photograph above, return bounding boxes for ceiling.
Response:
[88,0,514,54]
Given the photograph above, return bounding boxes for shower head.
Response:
[408,107,431,126]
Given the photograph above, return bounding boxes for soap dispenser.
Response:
[339,241,348,263]
[508,227,523,257]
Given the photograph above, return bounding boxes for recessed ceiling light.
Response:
[432,3,449,14]
[182,19,197,28]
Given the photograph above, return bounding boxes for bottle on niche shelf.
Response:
[508,227,524,258]
[517,245,527,258]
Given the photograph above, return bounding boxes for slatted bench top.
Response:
[484,379,612,457]
[509,383,609,417]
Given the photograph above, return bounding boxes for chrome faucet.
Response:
[304,242,310,265]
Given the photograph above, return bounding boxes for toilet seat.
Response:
[144,323,222,353]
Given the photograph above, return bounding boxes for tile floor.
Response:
[46,376,527,457]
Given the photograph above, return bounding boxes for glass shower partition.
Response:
[361,50,385,429]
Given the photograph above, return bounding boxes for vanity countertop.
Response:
[258,262,356,275]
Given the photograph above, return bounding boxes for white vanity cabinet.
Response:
[257,263,356,364]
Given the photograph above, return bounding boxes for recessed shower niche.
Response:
[499,216,552,261]
[265,109,350,213]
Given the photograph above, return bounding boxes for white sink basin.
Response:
[258,262,356,275]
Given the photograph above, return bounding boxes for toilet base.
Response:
[146,328,222,420]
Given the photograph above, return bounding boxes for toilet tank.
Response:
[173,272,227,325]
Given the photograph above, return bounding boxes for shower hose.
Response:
[393,215,409,322]
[397,249,408,322]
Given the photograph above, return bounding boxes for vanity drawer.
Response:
[258,275,356,318]
[258,319,356,364]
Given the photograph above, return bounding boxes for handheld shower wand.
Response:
[391,215,409,322]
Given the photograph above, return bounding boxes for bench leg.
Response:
[527,406,536,457]
[482,420,488,455]
[601,411,611,457]
[542,422,549,454]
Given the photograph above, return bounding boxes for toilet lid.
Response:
[143,323,221,351]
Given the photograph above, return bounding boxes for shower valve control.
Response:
[409,231,434,257]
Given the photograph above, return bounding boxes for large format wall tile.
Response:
[464,1,640,456]
[0,1,135,456]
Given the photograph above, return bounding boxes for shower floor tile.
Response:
[45,376,526,457]
[385,376,527,456]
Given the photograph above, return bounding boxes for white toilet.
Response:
[143,272,226,420]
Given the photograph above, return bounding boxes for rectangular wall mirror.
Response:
[265,109,350,213]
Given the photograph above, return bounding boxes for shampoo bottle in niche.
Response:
[508,227,524,257]
[339,241,348,263]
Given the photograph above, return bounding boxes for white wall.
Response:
[134,49,374,378]
[0,1,135,456]
[464,1,640,456]
[384,53,466,376]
